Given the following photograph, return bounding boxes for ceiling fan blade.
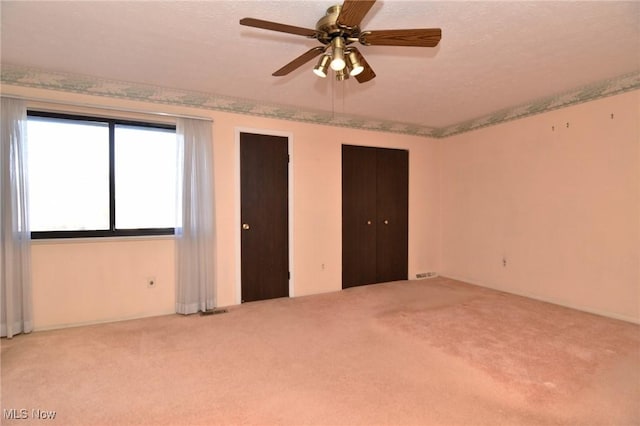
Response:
[240,18,318,38]
[273,46,326,76]
[337,0,376,28]
[361,28,442,47]
[350,48,376,83]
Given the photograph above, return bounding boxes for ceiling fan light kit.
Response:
[346,50,364,77]
[336,68,350,81]
[313,54,331,77]
[329,37,346,71]
[240,0,441,83]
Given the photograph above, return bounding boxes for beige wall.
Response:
[9,86,639,329]
[31,238,176,328]
[440,90,640,322]
[10,86,441,330]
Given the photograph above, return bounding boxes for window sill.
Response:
[30,234,175,245]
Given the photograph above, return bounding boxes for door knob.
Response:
[383,220,389,225]
[366,220,372,225]
[242,223,250,230]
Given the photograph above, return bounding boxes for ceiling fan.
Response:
[239,0,441,83]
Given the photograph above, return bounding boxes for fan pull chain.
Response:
[331,73,335,119]
[342,79,346,114]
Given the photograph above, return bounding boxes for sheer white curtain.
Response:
[1,97,33,338]
[175,118,216,314]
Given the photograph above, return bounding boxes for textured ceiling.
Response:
[1,0,639,133]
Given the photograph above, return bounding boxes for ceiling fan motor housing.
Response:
[316,5,359,45]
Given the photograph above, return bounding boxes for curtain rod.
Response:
[2,95,214,122]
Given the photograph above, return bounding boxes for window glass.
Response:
[27,117,110,232]
[114,125,178,229]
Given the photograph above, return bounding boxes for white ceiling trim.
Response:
[2,64,639,139]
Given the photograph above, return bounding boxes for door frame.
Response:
[235,127,294,304]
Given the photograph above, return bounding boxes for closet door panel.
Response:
[376,148,409,283]
[342,145,377,288]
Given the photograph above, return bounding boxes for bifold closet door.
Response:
[342,145,378,288]
[376,148,409,283]
[342,145,408,289]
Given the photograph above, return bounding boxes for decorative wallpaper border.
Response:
[434,71,640,138]
[1,64,638,139]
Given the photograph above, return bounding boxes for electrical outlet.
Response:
[147,277,156,288]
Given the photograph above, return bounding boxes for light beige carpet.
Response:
[1,277,639,425]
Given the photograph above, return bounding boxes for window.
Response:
[26,111,178,239]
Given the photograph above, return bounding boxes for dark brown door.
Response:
[342,145,378,288]
[240,132,289,302]
[342,145,408,288]
[376,148,409,283]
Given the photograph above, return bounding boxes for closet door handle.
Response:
[366,220,372,225]
[383,220,389,225]
[242,223,250,230]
